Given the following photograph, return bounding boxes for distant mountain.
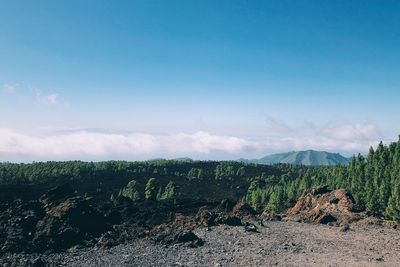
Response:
[240,150,350,166]
[148,157,193,162]
[172,157,193,162]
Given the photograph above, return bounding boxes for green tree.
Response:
[236,167,246,176]
[188,168,203,180]
[145,177,157,200]
[267,187,285,213]
[385,181,400,221]
[119,179,140,201]
[250,189,261,211]
[161,181,176,200]
[379,178,391,210]
[156,187,163,201]
[286,182,297,204]
[365,182,381,215]
[299,175,312,193]
[215,163,235,180]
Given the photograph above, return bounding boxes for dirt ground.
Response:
[7,220,400,267]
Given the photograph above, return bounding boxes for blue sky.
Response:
[1,1,400,161]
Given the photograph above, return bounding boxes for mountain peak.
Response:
[241,150,349,166]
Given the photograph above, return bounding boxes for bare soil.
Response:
[5,221,400,267]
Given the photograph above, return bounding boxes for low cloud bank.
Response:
[0,122,384,161]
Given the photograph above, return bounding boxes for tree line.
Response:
[245,137,400,222]
[1,137,400,221]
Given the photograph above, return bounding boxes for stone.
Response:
[244,222,258,233]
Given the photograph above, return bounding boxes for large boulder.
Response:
[0,200,45,254]
[286,186,365,225]
[218,199,235,212]
[196,207,217,227]
[154,229,204,248]
[39,184,74,206]
[215,215,242,226]
[33,196,108,252]
[232,202,255,218]
[196,207,243,227]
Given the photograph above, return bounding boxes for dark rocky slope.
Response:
[1,183,397,266]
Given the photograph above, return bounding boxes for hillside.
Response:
[2,138,400,266]
[240,150,350,166]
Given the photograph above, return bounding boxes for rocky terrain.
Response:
[3,221,400,266]
[1,184,399,266]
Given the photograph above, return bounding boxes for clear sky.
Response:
[1,0,400,161]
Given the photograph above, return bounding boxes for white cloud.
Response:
[260,115,383,152]
[0,122,386,161]
[45,94,58,105]
[35,92,69,107]
[0,129,256,160]
[2,83,70,108]
[163,132,256,154]
[2,84,17,94]
[263,114,292,133]
[321,123,380,142]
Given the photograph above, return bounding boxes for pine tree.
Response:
[145,178,157,200]
[379,178,391,210]
[299,175,312,194]
[161,181,176,200]
[350,155,366,207]
[119,179,140,201]
[236,167,246,176]
[260,190,267,207]
[156,187,162,201]
[385,181,400,221]
[250,189,260,211]
[286,182,297,204]
[267,187,285,214]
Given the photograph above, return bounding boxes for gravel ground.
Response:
[4,221,400,267]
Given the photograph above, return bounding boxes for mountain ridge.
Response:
[239,150,350,166]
